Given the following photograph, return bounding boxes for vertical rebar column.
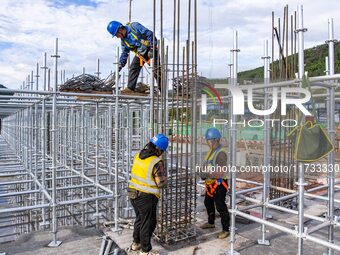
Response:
[175,0,181,232]
[285,5,289,79]
[228,30,240,255]
[169,0,176,235]
[192,0,198,235]
[150,0,156,136]
[48,38,62,247]
[159,0,164,132]
[326,17,336,255]
[297,6,307,255]
[185,0,191,231]
[258,40,271,246]
[114,47,120,231]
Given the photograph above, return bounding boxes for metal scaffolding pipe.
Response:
[228,30,240,255]
[297,6,306,254]
[114,47,120,231]
[326,17,336,255]
[48,38,61,247]
[258,39,271,246]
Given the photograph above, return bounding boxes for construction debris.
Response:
[59,73,115,93]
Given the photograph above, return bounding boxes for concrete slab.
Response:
[0,226,102,255]
[105,227,249,255]
[278,204,327,225]
[1,188,339,255]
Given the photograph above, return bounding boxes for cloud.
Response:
[0,0,339,89]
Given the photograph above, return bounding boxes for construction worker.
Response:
[127,134,169,255]
[199,128,230,239]
[107,21,161,94]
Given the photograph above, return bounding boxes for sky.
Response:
[0,0,339,89]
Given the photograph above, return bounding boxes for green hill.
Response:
[209,42,340,84]
[239,42,340,81]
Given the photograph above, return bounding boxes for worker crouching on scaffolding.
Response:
[199,128,230,239]
[107,20,161,94]
[127,134,169,255]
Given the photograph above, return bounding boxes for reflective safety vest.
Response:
[123,23,150,52]
[123,23,151,66]
[203,146,227,185]
[205,179,228,197]
[128,153,161,198]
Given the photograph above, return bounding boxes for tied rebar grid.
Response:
[152,0,198,244]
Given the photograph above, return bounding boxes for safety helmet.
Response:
[150,134,169,151]
[107,21,122,37]
[205,128,221,140]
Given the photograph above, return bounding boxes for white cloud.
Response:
[0,0,339,89]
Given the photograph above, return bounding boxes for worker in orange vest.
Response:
[199,128,230,239]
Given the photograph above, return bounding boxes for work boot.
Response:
[131,242,141,251]
[200,222,215,229]
[121,87,135,94]
[135,82,149,93]
[217,230,230,239]
[139,250,159,255]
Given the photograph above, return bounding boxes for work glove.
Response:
[140,39,150,46]
[137,46,148,56]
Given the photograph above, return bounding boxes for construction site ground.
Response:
[2,188,340,255]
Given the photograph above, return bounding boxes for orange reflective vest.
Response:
[205,179,228,197]
[204,146,228,196]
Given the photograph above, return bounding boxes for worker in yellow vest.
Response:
[127,134,169,255]
[107,21,161,94]
[200,128,230,239]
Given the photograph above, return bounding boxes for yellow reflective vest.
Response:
[123,23,150,53]
[204,146,227,185]
[128,153,161,198]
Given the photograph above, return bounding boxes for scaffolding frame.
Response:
[0,0,199,246]
[226,6,340,255]
[0,2,339,255]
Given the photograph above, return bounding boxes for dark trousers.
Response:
[128,50,161,91]
[204,181,230,231]
[130,192,158,252]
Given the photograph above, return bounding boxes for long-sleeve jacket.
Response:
[152,161,167,188]
[119,22,157,67]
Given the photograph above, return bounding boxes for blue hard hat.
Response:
[205,128,221,140]
[150,134,169,151]
[107,21,122,36]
